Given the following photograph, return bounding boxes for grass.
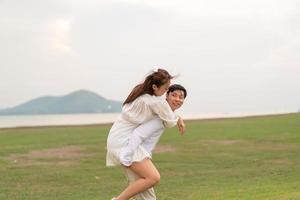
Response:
[0,113,300,200]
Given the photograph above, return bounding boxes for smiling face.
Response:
[166,89,185,111]
[152,80,171,96]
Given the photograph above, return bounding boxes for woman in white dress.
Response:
[118,84,187,200]
[106,69,185,200]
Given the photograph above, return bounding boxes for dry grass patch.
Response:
[264,158,291,165]
[6,145,94,166]
[201,139,243,145]
[154,145,176,153]
[252,142,299,152]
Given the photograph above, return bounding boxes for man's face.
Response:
[166,90,185,111]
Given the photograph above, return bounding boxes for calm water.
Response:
[0,113,119,128]
[0,111,288,128]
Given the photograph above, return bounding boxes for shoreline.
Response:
[0,112,297,130]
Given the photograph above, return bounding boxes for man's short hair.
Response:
[167,84,187,98]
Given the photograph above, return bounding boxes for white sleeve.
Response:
[119,118,164,166]
[121,97,148,124]
[150,97,179,128]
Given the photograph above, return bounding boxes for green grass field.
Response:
[0,113,300,200]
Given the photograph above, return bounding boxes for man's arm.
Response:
[120,117,164,167]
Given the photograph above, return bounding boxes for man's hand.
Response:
[177,117,186,135]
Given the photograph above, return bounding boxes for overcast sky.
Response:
[1,0,300,114]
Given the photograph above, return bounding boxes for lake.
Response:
[0,113,119,128]
[0,111,288,128]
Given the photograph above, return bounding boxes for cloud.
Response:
[49,18,74,54]
[254,35,300,72]
[119,0,300,20]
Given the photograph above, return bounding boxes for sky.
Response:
[1,0,300,114]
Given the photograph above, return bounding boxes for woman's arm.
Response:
[151,97,186,135]
[150,97,180,127]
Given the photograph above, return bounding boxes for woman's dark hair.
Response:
[167,84,187,98]
[123,68,173,105]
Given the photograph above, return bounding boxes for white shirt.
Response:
[106,94,178,166]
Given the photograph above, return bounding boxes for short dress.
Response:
[106,94,178,167]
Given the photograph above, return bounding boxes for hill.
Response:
[0,89,122,115]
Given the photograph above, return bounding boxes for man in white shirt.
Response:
[119,84,187,200]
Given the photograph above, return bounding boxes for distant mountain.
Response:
[0,89,123,115]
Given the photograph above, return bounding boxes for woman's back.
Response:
[107,94,164,148]
[106,94,177,166]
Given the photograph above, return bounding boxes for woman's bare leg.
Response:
[116,158,160,200]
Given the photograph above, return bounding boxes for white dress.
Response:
[106,94,178,166]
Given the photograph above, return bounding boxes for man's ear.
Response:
[165,93,169,100]
[152,84,158,91]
